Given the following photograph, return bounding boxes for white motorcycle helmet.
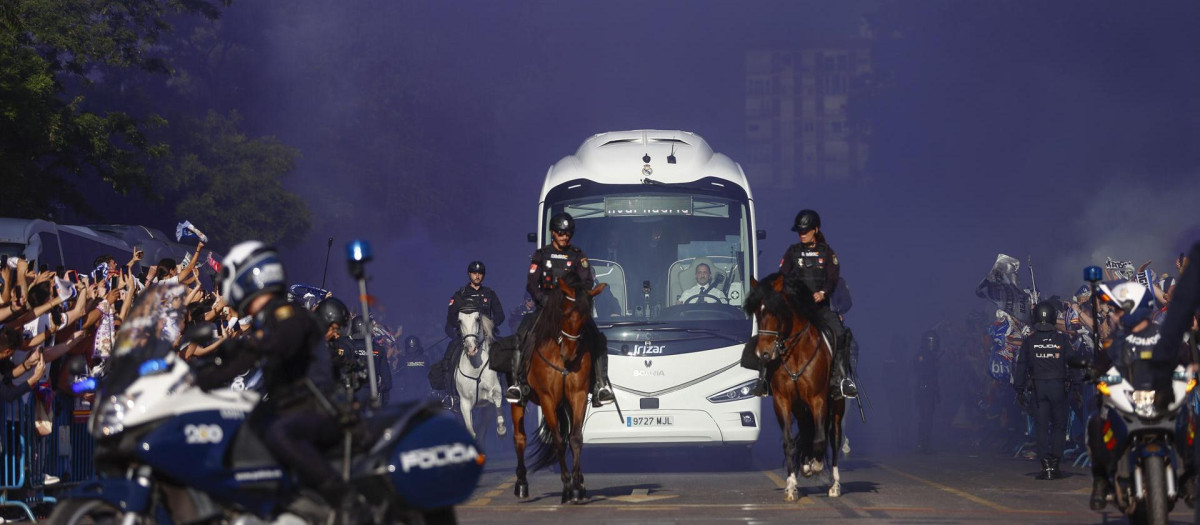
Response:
[1097,280,1155,329]
[220,241,286,313]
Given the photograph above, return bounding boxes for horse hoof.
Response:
[828,484,842,498]
[514,482,529,499]
[785,488,799,502]
[810,460,825,474]
[571,487,587,503]
[561,489,571,504]
[801,465,814,478]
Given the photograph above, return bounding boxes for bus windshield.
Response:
[544,178,753,354]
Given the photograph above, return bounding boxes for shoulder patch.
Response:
[832,255,839,265]
[581,257,589,269]
[529,263,537,274]
[449,298,455,306]
[274,305,294,321]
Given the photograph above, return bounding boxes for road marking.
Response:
[879,464,1012,512]
[465,474,517,507]
[759,470,814,507]
[609,488,679,503]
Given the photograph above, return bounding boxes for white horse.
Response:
[454,311,506,440]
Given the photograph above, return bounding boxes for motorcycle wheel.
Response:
[1143,455,1170,525]
[46,499,131,525]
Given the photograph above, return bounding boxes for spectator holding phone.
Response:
[0,326,46,402]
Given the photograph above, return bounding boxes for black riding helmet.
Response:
[791,209,821,233]
[467,260,486,275]
[1033,301,1058,330]
[549,212,575,235]
[314,297,350,332]
[350,316,367,340]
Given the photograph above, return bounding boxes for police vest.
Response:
[789,243,831,294]
[538,246,582,290]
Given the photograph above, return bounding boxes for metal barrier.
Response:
[0,391,96,521]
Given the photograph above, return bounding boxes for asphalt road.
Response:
[452,399,1195,525]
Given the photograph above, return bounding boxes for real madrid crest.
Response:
[642,164,653,177]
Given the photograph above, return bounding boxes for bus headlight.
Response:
[707,380,758,404]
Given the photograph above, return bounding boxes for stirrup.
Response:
[594,385,615,406]
[505,385,525,404]
[840,378,858,399]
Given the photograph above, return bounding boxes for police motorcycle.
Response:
[52,266,481,523]
[1075,273,1198,525]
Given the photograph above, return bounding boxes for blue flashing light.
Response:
[138,359,169,377]
[1084,265,1103,283]
[71,378,96,395]
[346,239,373,263]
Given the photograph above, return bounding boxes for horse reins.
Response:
[757,322,820,384]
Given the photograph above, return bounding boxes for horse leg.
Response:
[460,394,477,440]
[828,401,844,498]
[796,402,815,478]
[492,378,508,437]
[808,394,827,475]
[511,402,529,499]
[773,393,800,502]
[540,401,572,504]
[568,383,588,503]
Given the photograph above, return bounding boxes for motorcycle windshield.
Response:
[100,283,187,394]
[1124,359,1173,391]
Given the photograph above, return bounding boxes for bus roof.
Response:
[540,130,751,201]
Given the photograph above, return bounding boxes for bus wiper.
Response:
[640,177,725,195]
[597,321,665,329]
[625,326,743,343]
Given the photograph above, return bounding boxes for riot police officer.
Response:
[506,212,614,407]
[195,242,360,521]
[914,330,940,453]
[752,209,856,398]
[442,260,505,366]
[347,316,391,405]
[315,297,352,381]
[1013,301,1074,480]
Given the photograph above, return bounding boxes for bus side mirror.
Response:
[527,233,537,243]
[756,230,766,240]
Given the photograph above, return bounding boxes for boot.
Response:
[1047,456,1061,480]
[748,366,770,397]
[1036,457,1053,480]
[592,351,614,407]
[1089,475,1110,510]
[830,338,859,400]
[504,347,527,404]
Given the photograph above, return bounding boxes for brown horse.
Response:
[510,273,607,504]
[744,272,846,500]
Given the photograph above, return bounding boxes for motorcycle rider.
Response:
[751,209,855,398]
[195,241,362,522]
[442,261,505,374]
[1012,301,1075,480]
[1087,280,1191,510]
[506,212,614,407]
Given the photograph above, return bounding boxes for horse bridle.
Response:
[756,319,819,384]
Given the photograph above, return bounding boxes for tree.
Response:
[153,110,309,246]
[1,0,228,218]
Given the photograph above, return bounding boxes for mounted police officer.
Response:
[1013,301,1074,480]
[195,241,363,522]
[440,261,504,385]
[752,209,856,399]
[505,212,615,407]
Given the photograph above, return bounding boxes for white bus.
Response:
[533,130,762,446]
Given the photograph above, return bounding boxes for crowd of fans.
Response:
[912,252,1192,458]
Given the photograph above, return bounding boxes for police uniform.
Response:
[195,297,341,495]
[445,285,505,340]
[1013,322,1073,474]
[510,242,612,406]
[913,333,940,453]
[779,239,854,397]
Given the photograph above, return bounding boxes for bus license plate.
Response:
[627,416,674,427]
